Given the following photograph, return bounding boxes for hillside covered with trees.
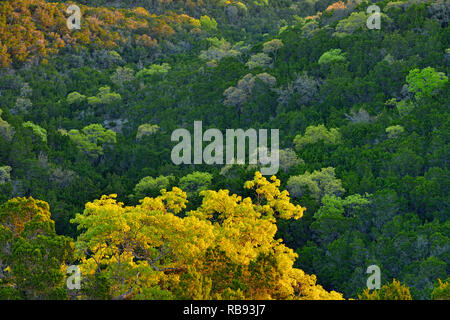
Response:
[0,0,449,300]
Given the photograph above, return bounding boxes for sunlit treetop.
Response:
[0,0,206,67]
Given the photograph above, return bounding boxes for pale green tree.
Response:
[334,12,367,37]
[136,63,171,79]
[277,73,320,107]
[87,86,121,106]
[199,38,241,62]
[279,149,304,172]
[199,16,218,32]
[224,73,276,112]
[386,125,405,139]
[0,197,73,300]
[179,172,213,197]
[0,110,15,141]
[22,121,47,143]
[263,39,283,57]
[0,166,12,184]
[110,67,135,86]
[359,279,412,300]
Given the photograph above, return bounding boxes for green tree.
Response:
[110,67,135,86]
[66,92,87,105]
[279,149,304,172]
[293,125,342,150]
[0,197,73,300]
[334,12,368,37]
[0,110,14,141]
[67,124,116,159]
[431,278,450,300]
[386,125,405,139]
[0,165,12,184]
[246,53,272,69]
[318,49,347,65]
[200,16,218,32]
[287,167,345,201]
[199,38,241,63]
[263,39,283,57]
[136,124,160,141]
[22,121,47,143]
[311,194,370,244]
[136,63,171,79]
[359,279,413,300]
[179,172,213,197]
[133,175,175,200]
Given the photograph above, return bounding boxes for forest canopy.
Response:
[0,0,449,301]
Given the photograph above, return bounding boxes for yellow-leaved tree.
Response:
[71,172,343,300]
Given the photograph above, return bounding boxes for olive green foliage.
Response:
[391,99,415,117]
[279,148,304,172]
[406,67,448,100]
[87,86,121,106]
[200,15,218,32]
[200,37,242,63]
[263,39,283,55]
[334,12,368,37]
[386,125,404,139]
[136,124,160,141]
[0,166,11,184]
[246,52,272,69]
[318,49,347,65]
[286,167,345,201]
[132,175,175,199]
[110,67,135,86]
[67,92,87,105]
[67,124,116,158]
[0,110,14,141]
[0,0,448,300]
[179,171,213,196]
[136,63,171,79]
